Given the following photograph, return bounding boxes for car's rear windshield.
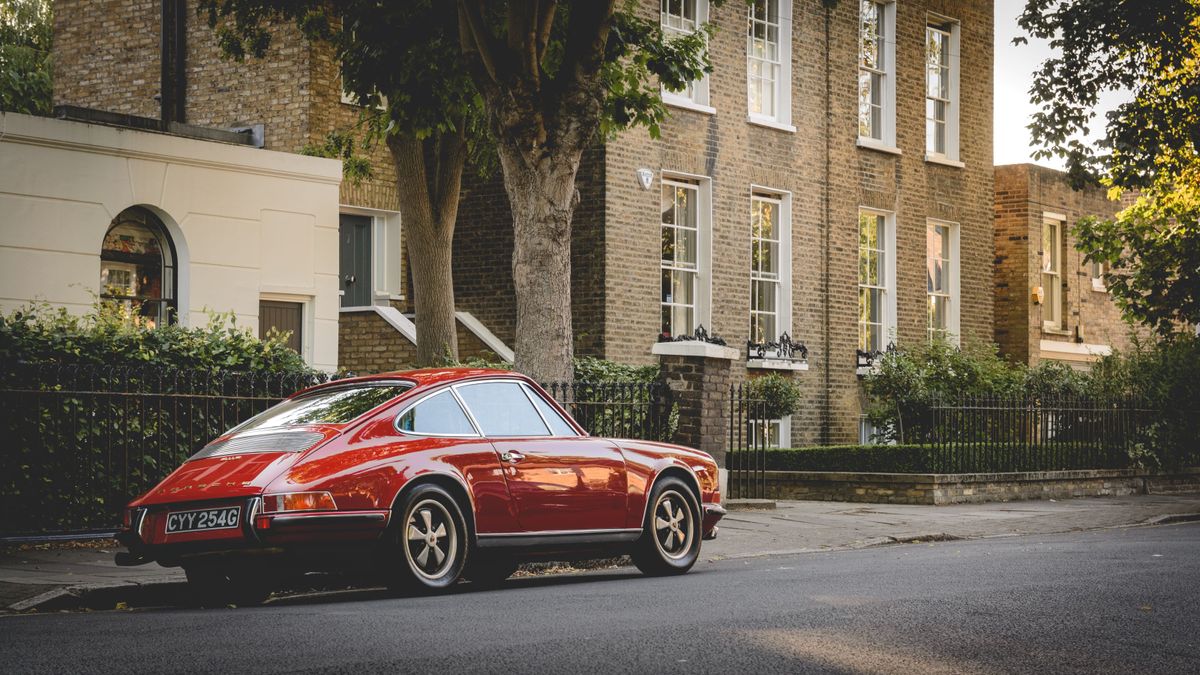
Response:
[229,383,413,433]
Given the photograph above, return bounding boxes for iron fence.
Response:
[0,365,677,538]
[0,363,340,538]
[925,394,1155,473]
[727,384,772,499]
[542,381,675,442]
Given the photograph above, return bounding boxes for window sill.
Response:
[746,115,796,133]
[924,154,965,169]
[1091,281,1108,293]
[664,98,716,116]
[1042,326,1071,337]
[856,138,902,155]
[747,358,809,372]
[651,341,740,360]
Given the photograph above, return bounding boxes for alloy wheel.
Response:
[653,490,694,561]
[404,498,459,581]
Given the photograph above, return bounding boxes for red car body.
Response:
[117,368,724,588]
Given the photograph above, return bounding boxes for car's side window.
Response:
[455,382,551,437]
[521,384,579,437]
[396,390,477,436]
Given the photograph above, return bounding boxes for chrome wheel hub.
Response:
[405,499,457,580]
[653,491,693,560]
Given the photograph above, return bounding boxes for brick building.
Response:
[456,0,995,445]
[48,0,508,372]
[993,163,1144,368]
[47,0,995,444]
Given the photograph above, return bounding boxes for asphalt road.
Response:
[2,523,1198,674]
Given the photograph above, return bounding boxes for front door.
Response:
[489,437,629,532]
[339,214,371,307]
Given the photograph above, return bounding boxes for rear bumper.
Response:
[117,499,389,567]
[702,502,726,540]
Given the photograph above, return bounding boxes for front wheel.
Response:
[631,477,701,576]
[385,484,469,594]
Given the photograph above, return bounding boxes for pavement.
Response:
[3,522,1198,673]
[2,493,1199,613]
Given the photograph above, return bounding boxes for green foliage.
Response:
[764,445,931,473]
[300,130,372,186]
[572,356,658,384]
[1089,332,1200,470]
[0,0,52,115]
[1018,0,1200,333]
[0,301,314,374]
[744,373,802,420]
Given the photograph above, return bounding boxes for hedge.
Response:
[764,445,932,473]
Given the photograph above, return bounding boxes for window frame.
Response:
[749,187,793,346]
[924,15,961,164]
[858,0,897,149]
[393,387,483,438]
[857,208,897,354]
[661,0,714,113]
[1090,260,1108,292]
[926,219,960,345]
[660,172,713,338]
[1041,215,1065,331]
[100,207,179,327]
[746,0,794,130]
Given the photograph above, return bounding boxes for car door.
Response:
[454,380,628,533]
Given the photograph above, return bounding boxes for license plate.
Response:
[165,506,241,534]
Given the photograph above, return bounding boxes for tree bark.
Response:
[496,141,581,384]
[388,131,466,366]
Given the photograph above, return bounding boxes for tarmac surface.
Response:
[1,522,1197,673]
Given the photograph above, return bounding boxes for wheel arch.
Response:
[644,464,702,525]
[389,472,478,543]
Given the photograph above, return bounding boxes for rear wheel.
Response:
[385,484,468,594]
[631,477,701,576]
[183,565,272,607]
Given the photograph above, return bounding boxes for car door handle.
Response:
[501,451,525,463]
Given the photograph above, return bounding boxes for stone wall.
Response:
[763,468,1200,505]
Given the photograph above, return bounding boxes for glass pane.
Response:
[662,225,675,262]
[661,185,676,226]
[676,186,695,228]
[754,279,778,313]
[672,270,695,305]
[859,212,878,248]
[396,390,476,435]
[761,240,779,276]
[524,385,578,436]
[236,385,412,432]
[671,304,694,336]
[861,249,879,285]
[457,382,551,437]
[677,225,697,266]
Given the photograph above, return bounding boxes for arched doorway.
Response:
[100,207,178,326]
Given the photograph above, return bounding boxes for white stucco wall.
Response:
[0,112,343,371]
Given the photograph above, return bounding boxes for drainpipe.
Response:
[820,0,838,445]
[160,0,187,125]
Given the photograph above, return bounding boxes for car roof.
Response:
[291,367,531,398]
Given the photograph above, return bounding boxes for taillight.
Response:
[262,491,338,513]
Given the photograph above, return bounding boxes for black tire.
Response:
[462,553,520,588]
[631,477,701,576]
[385,483,469,594]
[183,565,272,607]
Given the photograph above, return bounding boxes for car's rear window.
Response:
[230,383,413,433]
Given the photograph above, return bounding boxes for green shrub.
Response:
[764,445,930,473]
[0,302,314,374]
[744,373,802,419]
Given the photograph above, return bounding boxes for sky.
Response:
[993,0,1127,170]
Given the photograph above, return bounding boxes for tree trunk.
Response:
[388,132,465,366]
[497,142,581,384]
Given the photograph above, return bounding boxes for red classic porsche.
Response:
[116,368,725,603]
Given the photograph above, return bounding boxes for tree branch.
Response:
[458,0,501,84]
[535,0,557,67]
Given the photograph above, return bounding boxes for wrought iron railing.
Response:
[0,363,342,538]
[541,381,675,443]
